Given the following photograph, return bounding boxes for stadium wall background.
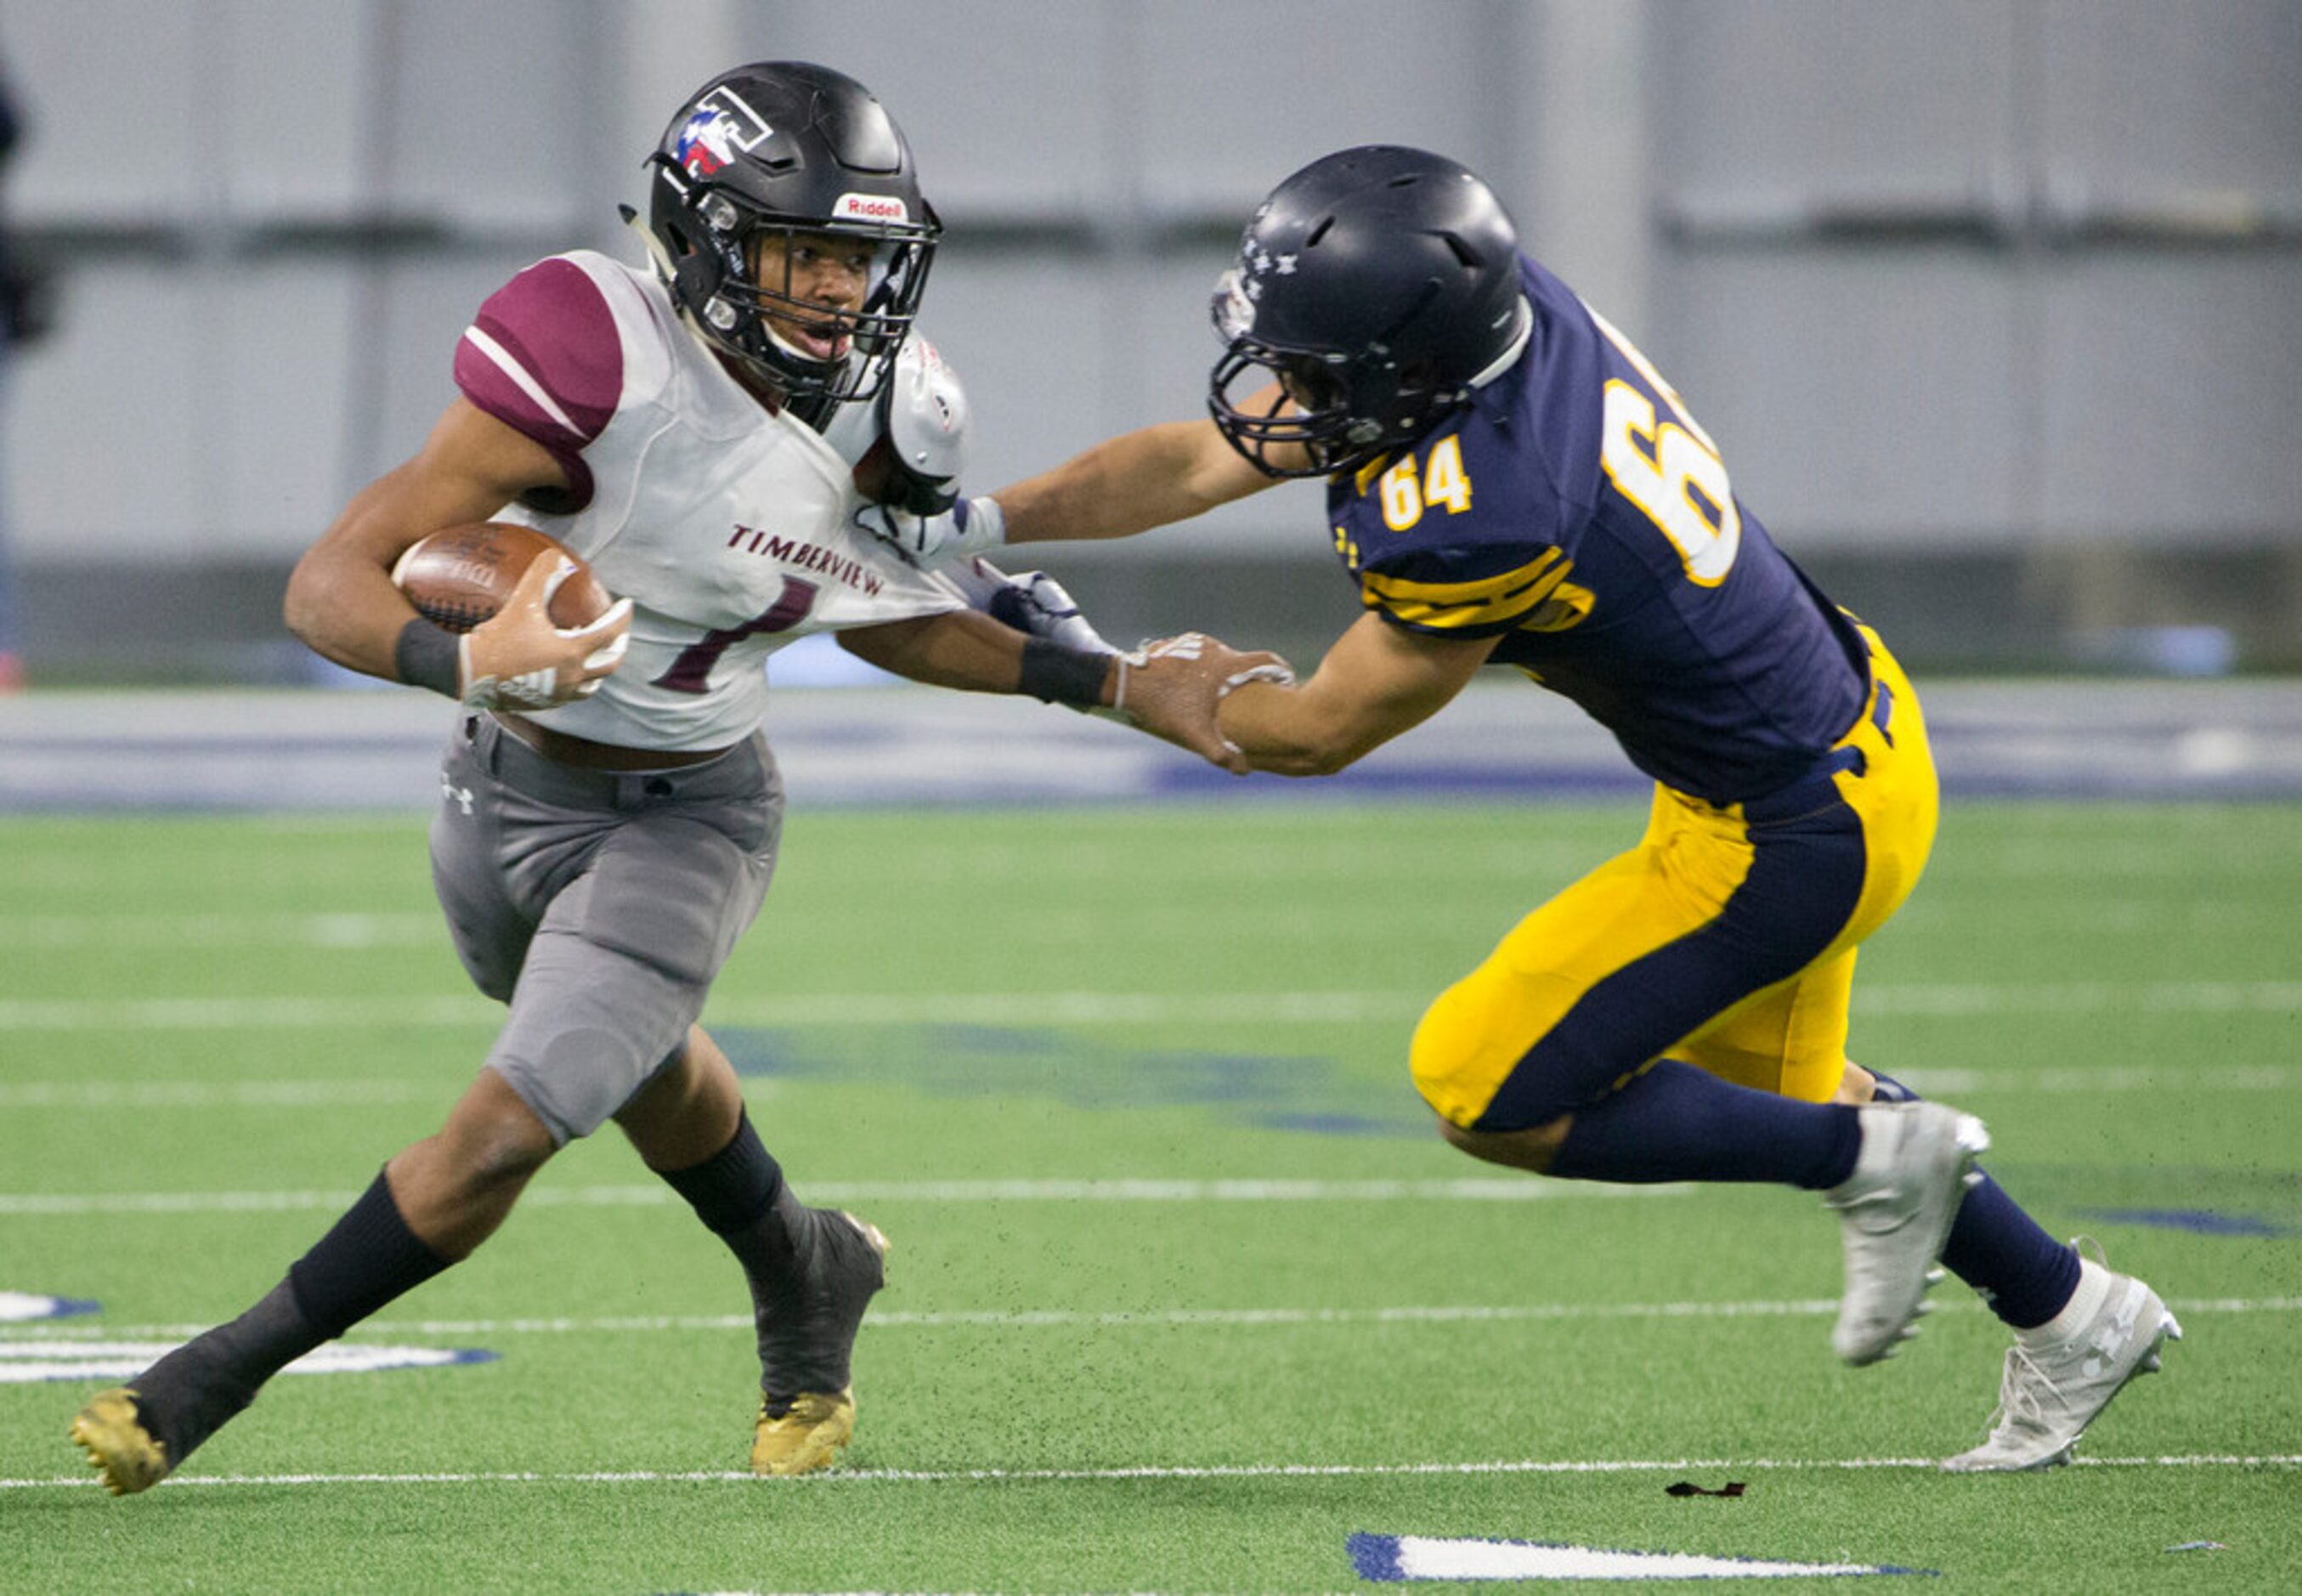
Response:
[3,0,2296,682]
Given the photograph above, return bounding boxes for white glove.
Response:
[856,494,1006,567]
[946,557,1119,657]
[457,555,633,710]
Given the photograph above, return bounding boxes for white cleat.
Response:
[1942,1248,2182,1472]
[1824,1101,1990,1366]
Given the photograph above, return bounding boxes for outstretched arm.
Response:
[992,409,1285,545]
[859,384,1308,564]
[838,609,1287,775]
[1213,612,1501,777]
[835,608,1102,695]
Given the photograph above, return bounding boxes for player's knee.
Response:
[1433,1114,1484,1155]
[1434,1111,1570,1174]
[450,1120,554,1195]
[438,1087,557,1192]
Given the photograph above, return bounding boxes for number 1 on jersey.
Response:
[652,575,819,693]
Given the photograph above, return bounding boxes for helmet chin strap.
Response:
[623,205,682,282]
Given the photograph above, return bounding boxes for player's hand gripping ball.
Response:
[390,523,614,633]
[393,524,632,710]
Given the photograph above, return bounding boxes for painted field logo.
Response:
[0,1338,495,1385]
[0,1292,99,1323]
[1349,1532,1927,1582]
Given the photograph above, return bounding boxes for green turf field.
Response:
[3,801,2297,1593]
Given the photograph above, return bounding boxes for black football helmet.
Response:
[645,62,940,410]
[1208,146,1530,478]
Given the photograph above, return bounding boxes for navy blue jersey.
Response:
[1326,256,1869,804]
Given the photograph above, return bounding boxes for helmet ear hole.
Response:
[673,249,722,308]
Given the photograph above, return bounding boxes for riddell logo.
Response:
[834,192,909,224]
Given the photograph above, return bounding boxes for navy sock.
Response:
[657,1108,784,1236]
[656,1111,827,1388]
[1865,1071,2081,1328]
[128,1169,451,1469]
[1549,1060,1862,1190]
[286,1167,454,1338]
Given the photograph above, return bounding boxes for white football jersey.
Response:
[452,250,964,750]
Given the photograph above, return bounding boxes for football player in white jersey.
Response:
[70,62,1283,1494]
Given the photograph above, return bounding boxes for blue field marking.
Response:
[1349,1531,1407,1581]
[1248,1111,1414,1136]
[0,1292,99,1323]
[2081,1208,2285,1237]
[721,1024,1429,1137]
[1349,1531,1932,1581]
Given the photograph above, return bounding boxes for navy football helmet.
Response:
[1208,146,1530,477]
[645,62,939,410]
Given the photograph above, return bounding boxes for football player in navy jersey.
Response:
[69,62,1281,1497]
[865,145,2179,1471]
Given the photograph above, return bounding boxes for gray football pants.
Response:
[428,711,782,1145]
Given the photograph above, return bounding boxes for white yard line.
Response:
[15,1294,2299,1344]
[0,913,440,948]
[3,981,2300,1033]
[0,1178,1690,1218]
[3,1452,2296,1491]
[0,1081,444,1108]
[0,995,500,1031]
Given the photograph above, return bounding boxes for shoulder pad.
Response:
[882,336,968,484]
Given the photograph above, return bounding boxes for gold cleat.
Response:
[747,1209,888,1476]
[70,1388,171,1496]
[750,1388,857,1476]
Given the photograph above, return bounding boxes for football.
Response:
[391,523,614,634]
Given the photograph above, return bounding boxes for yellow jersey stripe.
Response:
[1362,551,1573,630]
[1360,547,1564,607]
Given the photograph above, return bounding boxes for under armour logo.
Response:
[2081,1293,2142,1380]
[440,772,475,816]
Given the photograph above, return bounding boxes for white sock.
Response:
[2019,1255,2110,1347]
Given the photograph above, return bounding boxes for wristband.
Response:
[1016,637,1111,709]
[394,616,462,699]
[1085,654,1134,724]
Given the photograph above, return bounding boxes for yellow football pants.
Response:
[1411,631,1938,1130]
